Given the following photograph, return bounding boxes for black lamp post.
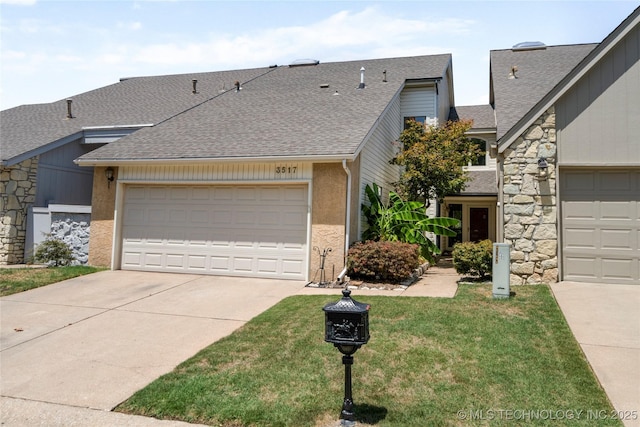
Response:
[323,289,370,425]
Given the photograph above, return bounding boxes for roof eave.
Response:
[2,131,84,167]
[74,153,359,167]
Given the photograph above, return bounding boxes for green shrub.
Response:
[452,239,493,278]
[347,240,420,283]
[34,235,74,267]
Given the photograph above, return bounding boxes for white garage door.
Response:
[121,184,308,280]
[561,169,639,285]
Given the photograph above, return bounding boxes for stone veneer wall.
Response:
[50,213,91,265]
[502,107,558,284]
[0,157,39,265]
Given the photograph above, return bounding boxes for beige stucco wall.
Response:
[88,166,117,267]
[0,157,38,265]
[310,163,348,282]
[501,107,558,284]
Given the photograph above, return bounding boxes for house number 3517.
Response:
[275,166,297,174]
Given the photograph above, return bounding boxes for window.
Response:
[470,138,487,166]
[404,116,426,129]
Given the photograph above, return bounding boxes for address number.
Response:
[275,166,297,174]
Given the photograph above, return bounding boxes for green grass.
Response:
[117,285,619,427]
[0,265,105,296]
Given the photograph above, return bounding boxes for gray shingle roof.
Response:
[78,55,451,162]
[490,44,597,140]
[449,105,495,129]
[461,170,497,195]
[1,55,452,164]
[0,68,276,164]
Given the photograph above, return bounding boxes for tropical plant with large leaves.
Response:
[361,183,459,263]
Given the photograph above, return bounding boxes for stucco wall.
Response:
[88,166,117,267]
[502,107,558,284]
[0,157,38,265]
[311,163,347,282]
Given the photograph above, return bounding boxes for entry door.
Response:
[469,207,489,242]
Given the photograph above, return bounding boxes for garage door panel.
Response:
[122,185,308,279]
[561,169,639,284]
[564,228,597,249]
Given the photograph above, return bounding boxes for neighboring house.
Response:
[491,6,639,285]
[442,104,498,251]
[1,55,455,280]
[0,67,271,265]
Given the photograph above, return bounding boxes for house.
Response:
[0,66,272,265]
[2,54,455,282]
[442,104,498,251]
[490,6,640,285]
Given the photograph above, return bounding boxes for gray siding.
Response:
[359,95,402,234]
[556,24,640,164]
[437,71,453,125]
[400,85,437,125]
[35,139,101,206]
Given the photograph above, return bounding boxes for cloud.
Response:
[134,7,474,68]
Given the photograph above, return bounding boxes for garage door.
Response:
[121,184,308,279]
[561,169,639,284]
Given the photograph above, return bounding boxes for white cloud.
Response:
[133,7,474,68]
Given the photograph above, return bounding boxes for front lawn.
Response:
[117,285,619,426]
[0,265,105,296]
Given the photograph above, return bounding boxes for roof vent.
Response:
[65,99,74,119]
[358,67,365,89]
[512,41,546,51]
[192,79,198,94]
[289,58,320,67]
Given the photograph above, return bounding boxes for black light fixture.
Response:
[537,157,549,179]
[105,167,115,188]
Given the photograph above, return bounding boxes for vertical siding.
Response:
[557,24,640,164]
[120,162,312,182]
[35,139,98,206]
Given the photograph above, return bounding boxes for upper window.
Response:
[404,116,426,129]
[470,138,487,166]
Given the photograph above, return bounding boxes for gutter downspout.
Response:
[337,159,351,282]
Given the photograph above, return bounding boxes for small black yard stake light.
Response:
[323,289,370,426]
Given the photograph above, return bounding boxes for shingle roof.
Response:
[76,55,451,162]
[449,105,495,130]
[490,44,597,140]
[1,55,452,164]
[0,68,277,164]
[461,170,497,195]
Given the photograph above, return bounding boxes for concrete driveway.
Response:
[551,281,640,427]
[1,271,307,413]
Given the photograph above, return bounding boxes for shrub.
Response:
[34,235,74,267]
[452,239,493,278]
[347,240,420,283]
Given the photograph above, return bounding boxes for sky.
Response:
[0,0,638,111]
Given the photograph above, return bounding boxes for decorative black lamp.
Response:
[105,167,115,188]
[323,289,370,425]
[537,157,549,179]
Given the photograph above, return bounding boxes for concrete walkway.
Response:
[551,282,640,427]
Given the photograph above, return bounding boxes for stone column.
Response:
[0,157,39,265]
[502,108,558,284]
